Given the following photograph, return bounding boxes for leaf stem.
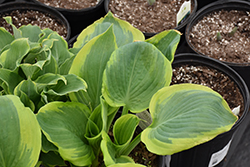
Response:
[122,105,129,116]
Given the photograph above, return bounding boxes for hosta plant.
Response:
[0,12,238,167]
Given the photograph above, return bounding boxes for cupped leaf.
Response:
[69,25,117,110]
[141,83,238,155]
[0,68,24,94]
[37,101,95,166]
[113,115,140,147]
[48,32,74,67]
[0,95,41,167]
[44,74,87,96]
[102,41,172,113]
[101,132,135,166]
[0,27,14,50]
[146,30,181,62]
[73,11,144,50]
[14,79,40,109]
[0,38,30,70]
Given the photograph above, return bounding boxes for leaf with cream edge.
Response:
[146,30,181,62]
[69,25,117,111]
[101,114,141,166]
[102,41,172,114]
[72,11,144,52]
[141,83,238,155]
[0,95,41,167]
[36,101,95,166]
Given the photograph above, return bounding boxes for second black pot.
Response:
[166,53,250,167]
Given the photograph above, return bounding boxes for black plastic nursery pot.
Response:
[104,0,197,40]
[28,0,106,39]
[185,0,250,91]
[167,53,250,167]
[0,1,71,41]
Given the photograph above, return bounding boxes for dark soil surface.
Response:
[0,9,68,39]
[188,9,250,64]
[171,64,244,116]
[108,0,195,33]
[36,0,99,10]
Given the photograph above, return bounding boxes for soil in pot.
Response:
[0,9,68,39]
[188,9,250,64]
[107,0,196,34]
[171,63,244,116]
[36,0,99,10]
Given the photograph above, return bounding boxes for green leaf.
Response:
[0,68,24,94]
[44,74,87,96]
[0,27,14,51]
[101,132,135,166]
[69,25,117,110]
[4,16,22,39]
[73,11,144,51]
[58,55,76,75]
[48,32,74,67]
[146,30,181,62]
[113,115,140,147]
[0,95,41,167]
[37,101,95,166]
[0,38,30,70]
[102,41,172,113]
[19,24,43,42]
[34,73,67,92]
[14,79,40,108]
[41,132,58,153]
[141,83,238,155]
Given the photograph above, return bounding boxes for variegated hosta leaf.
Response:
[19,24,43,42]
[101,132,135,166]
[102,41,172,113]
[141,83,238,155]
[73,11,144,51]
[37,101,95,166]
[0,27,14,51]
[146,30,181,62]
[48,32,74,67]
[0,95,41,167]
[69,25,117,110]
[0,68,24,94]
[44,74,87,96]
[0,38,30,70]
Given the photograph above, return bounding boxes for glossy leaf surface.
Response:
[141,84,238,155]
[102,41,172,113]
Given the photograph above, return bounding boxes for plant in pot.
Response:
[185,1,250,164]
[27,0,106,38]
[0,1,70,40]
[0,12,238,167]
[104,0,198,39]
[167,53,249,167]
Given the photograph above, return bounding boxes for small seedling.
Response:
[147,0,155,5]
[217,32,222,41]
[229,27,238,37]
